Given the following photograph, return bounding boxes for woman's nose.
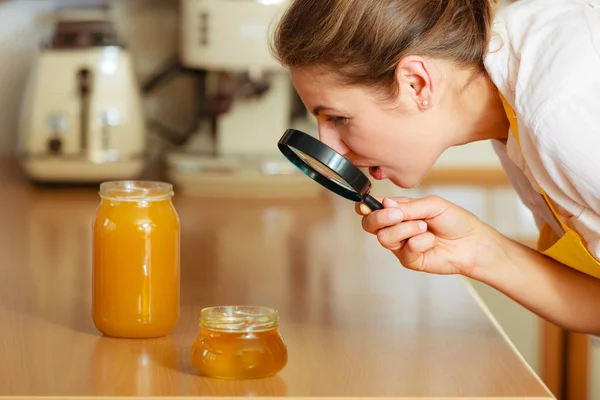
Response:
[318,125,350,156]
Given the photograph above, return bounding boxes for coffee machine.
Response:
[164,0,321,198]
[17,8,147,184]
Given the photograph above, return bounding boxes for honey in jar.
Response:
[190,306,288,379]
[92,180,180,338]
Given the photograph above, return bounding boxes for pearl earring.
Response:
[421,99,429,107]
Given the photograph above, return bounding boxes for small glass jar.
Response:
[190,306,288,380]
[92,180,180,338]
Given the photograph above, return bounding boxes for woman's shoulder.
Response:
[485,0,600,127]
[485,1,600,248]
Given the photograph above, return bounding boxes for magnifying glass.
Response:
[277,129,383,211]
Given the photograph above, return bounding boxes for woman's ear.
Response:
[395,56,437,110]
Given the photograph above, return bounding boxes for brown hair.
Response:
[271,0,498,99]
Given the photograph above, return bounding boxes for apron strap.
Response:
[497,93,570,233]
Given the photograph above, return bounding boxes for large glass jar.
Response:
[190,306,288,379]
[92,181,180,338]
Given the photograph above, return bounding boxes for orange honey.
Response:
[92,181,180,338]
[190,306,288,380]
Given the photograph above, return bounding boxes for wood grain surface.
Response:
[0,159,553,399]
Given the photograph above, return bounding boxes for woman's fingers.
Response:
[359,196,449,232]
[398,232,438,270]
[376,220,428,251]
[355,196,413,216]
[396,195,449,221]
[362,206,405,234]
[355,196,384,216]
[357,202,373,216]
[361,197,426,233]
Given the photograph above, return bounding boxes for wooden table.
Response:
[0,159,554,399]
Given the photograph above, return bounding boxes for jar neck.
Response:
[199,306,280,333]
[99,181,173,202]
[200,326,279,335]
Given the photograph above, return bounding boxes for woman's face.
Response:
[290,65,464,189]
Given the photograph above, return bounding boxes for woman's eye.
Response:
[327,116,347,126]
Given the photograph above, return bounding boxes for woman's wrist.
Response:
[466,226,521,286]
[462,225,600,333]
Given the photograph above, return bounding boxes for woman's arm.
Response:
[479,81,600,333]
[476,232,600,334]
[359,196,600,335]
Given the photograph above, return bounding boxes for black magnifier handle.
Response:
[363,194,383,211]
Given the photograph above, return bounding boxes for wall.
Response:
[0,0,502,171]
[0,0,65,154]
[0,0,192,156]
[592,337,600,399]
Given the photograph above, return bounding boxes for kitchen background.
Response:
[0,0,597,398]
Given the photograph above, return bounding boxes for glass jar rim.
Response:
[199,305,280,332]
[99,180,174,201]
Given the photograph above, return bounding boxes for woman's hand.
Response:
[356,196,505,278]
[359,195,600,335]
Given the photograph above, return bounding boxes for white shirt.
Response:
[484,0,600,258]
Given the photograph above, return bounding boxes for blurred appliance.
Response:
[17,9,147,184]
[164,0,321,198]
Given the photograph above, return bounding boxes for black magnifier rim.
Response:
[277,129,371,202]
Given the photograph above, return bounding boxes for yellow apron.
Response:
[498,94,600,279]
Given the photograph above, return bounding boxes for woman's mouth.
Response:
[368,166,383,180]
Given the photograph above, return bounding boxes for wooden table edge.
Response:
[0,397,557,400]
[461,277,556,400]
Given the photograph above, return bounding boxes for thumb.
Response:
[391,195,449,221]
[355,195,384,216]
[359,202,372,215]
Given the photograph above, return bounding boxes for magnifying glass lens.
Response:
[278,129,383,211]
[290,147,355,192]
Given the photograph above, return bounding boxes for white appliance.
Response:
[17,9,147,184]
[164,0,322,198]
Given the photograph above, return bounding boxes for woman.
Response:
[271,0,600,334]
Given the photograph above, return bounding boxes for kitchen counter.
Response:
[0,158,553,399]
